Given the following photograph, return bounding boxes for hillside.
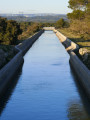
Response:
[0,14,67,23]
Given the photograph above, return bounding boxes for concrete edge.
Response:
[53,29,79,52]
[16,30,44,56]
[0,30,44,95]
[70,51,90,98]
[0,51,24,95]
[54,29,90,98]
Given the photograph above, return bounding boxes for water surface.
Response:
[0,31,90,120]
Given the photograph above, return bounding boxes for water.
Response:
[0,31,90,120]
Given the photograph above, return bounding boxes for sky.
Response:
[0,0,72,14]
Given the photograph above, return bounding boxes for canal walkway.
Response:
[0,31,90,120]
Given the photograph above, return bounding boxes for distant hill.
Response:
[0,14,67,23]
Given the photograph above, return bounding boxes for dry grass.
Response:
[58,28,90,48]
[58,28,90,69]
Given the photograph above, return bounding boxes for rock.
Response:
[79,48,88,61]
[79,48,88,56]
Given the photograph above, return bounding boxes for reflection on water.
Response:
[0,31,90,120]
[67,65,90,120]
[67,99,90,120]
[0,65,23,116]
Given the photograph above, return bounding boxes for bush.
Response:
[0,17,22,45]
[56,18,65,28]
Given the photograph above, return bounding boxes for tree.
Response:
[68,0,88,10]
[5,20,22,44]
[0,18,22,45]
[56,18,65,28]
[0,18,7,43]
[67,10,85,20]
[68,0,90,18]
[67,0,90,38]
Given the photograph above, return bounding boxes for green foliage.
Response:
[0,17,22,45]
[20,22,32,31]
[18,22,42,41]
[56,18,65,28]
[68,0,88,10]
[67,0,90,39]
[6,20,22,44]
[67,10,85,20]
[55,18,69,28]
[0,18,7,32]
[39,23,55,27]
[0,18,7,43]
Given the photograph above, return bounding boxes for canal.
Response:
[0,31,90,120]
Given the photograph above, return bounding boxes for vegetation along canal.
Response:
[0,31,90,120]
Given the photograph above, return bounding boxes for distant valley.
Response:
[0,13,67,23]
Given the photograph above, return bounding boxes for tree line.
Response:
[55,0,90,40]
[0,16,68,45]
[67,0,90,39]
[0,17,22,45]
[0,18,43,45]
[18,22,42,41]
[0,17,56,45]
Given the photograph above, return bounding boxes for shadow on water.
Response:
[0,63,23,116]
[67,63,90,120]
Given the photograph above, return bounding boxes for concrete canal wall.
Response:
[17,30,44,55]
[0,26,90,98]
[70,52,90,98]
[54,29,90,98]
[0,51,23,95]
[43,27,55,31]
[53,29,79,52]
[0,30,44,95]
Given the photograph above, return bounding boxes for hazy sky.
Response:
[0,0,72,14]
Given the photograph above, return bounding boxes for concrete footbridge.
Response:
[43,27,55,30]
